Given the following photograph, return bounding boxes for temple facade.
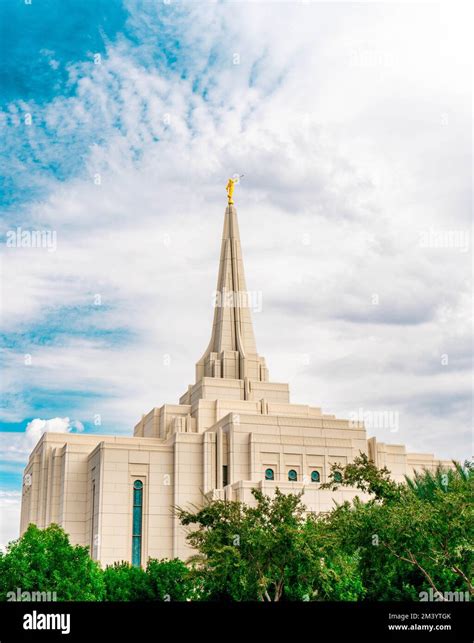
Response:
[20,195,452,567]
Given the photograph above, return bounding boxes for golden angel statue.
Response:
[226,175,244,205]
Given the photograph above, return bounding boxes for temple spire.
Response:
[196,189,268,383]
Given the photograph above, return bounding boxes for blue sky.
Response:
[0,0,472,547]
[1,0,126,202]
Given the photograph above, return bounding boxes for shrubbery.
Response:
[1,458,472,601]
[0,524,104,601]
[102,559,193,601]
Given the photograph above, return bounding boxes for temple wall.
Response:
[20,416,456,568]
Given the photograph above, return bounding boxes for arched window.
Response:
[265,468,274,481]
[310,470,320,483]
[288,469,298,481]
[132,480,143,567]
[333,471,343,483]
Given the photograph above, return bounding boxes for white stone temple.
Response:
[20,191,452,566]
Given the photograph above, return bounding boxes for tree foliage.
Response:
[178,488,364,601]
[103,562,151,601]
[0,524,104,601]
[321,452,401,501]
[146,558,194,601]
[102,558,193,601]
[322,456,473,600]
[2,458,471,602]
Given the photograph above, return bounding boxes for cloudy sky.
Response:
[0,0,472,548]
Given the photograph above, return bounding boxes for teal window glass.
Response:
[310,470,320,483]
[288,469,297,481]
[265,468,274,481]
[333,471,343,483]
[132,480,143,566]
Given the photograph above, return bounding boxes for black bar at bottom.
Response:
[0,601,472,642]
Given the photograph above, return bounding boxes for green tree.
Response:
[324,456,474,600]
[321,452,401,501]
[301,517,366,601]
[0,524,104,601]
[146,558,194,601]
[103,562,151,601]
[178,488,364,601]
[103,559,195,601]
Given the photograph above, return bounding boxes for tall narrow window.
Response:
[132,480,143,567]
[222,465,228,487]
[90,481,96,557]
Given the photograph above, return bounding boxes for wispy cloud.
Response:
[0,0,471,552]
[0,417,84,464]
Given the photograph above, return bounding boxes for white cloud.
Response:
[25,417,84,445]
[0,418,84,465]
[0,2,471,465]
[0,419,83,548]
[0,491,21,552]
